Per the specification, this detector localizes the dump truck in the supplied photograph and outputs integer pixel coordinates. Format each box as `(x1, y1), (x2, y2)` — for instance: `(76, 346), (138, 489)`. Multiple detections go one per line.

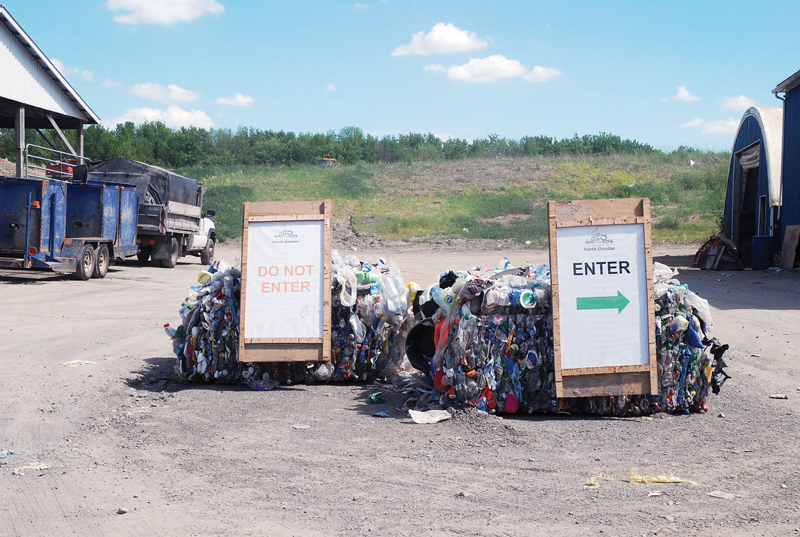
(75, 157), (216, 268)
(0, 174), (138, 279)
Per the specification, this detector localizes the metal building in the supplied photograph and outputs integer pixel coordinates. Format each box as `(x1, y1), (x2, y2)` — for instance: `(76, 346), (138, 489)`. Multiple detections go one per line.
(0, 4), (100, 177)
(723, 106), (783, 266)
(774, 70), (800, 248)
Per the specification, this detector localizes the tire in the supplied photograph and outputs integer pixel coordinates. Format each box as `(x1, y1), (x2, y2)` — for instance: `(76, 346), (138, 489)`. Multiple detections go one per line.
(137, 247), (151, 263)
(74, 244), (94, 281)
(200, 237), (215, 266)
(93, 244), (110, 279)
(161, 237), (179, 268)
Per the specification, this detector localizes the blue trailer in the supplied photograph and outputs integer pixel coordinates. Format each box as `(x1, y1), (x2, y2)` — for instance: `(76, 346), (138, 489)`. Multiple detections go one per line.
(0, 175), (138, 279)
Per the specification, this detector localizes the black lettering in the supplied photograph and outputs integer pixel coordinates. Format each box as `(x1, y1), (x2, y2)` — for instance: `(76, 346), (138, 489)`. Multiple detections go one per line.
(620, 260), (630, 274)
(608, 261), (617, 274)
(573, 262), (582, 276)
(597, 261), (606, 274)
(584, 263), (595, 275)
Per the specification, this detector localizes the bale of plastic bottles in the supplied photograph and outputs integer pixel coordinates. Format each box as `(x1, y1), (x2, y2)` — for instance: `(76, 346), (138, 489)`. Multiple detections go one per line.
(403, 259), (729, 416)
(167, 251), (412, 387)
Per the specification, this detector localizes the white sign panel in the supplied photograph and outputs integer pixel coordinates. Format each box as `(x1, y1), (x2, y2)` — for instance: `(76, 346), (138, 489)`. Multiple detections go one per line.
(244, 220), (325, 339)
(556, 224), (649, 369)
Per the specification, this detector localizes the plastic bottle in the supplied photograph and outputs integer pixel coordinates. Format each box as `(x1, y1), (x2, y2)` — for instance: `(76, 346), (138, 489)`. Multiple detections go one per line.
(164, 324), (177, 338)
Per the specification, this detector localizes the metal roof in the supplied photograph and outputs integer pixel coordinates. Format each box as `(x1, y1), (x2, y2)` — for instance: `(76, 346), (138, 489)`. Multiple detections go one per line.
(730, 107), (783, 207)
(773, 68), (800, 95)
(0, 4), (100, 127)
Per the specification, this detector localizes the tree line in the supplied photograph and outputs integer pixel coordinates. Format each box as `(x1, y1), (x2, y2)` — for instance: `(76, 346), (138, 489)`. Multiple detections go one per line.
(1, 122), (687, 169)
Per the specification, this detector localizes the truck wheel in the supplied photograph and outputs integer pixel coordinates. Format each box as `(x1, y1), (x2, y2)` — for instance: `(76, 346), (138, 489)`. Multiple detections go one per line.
(200, 237), (215, 265)
(161, 237), (179, 268)
(137, 247), (151, 263)
(93, 244), (110, 279)
(74, 244), (94, 281)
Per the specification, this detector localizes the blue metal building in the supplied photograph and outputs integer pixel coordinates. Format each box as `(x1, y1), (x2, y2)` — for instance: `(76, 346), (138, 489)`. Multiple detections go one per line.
(774, 70), (800, 246)
(723, 107), (783, 266)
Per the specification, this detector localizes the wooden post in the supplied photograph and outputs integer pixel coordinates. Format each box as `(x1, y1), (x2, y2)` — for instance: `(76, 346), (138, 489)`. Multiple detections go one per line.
(14, 105), (24, 178)
(76, 121), (84, 164)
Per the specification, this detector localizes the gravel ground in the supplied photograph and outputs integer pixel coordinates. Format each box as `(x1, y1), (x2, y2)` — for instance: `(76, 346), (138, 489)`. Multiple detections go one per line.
(1, 242), (798, 536)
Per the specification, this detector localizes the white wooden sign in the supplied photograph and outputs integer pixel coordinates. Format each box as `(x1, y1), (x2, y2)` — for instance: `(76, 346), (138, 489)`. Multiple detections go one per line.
(548, 199), (657, 398)
(239, 201), (332, 363)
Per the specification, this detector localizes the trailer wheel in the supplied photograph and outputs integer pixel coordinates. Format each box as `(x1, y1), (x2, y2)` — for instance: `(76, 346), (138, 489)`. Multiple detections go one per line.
(137, 247), (151, 263)
(93, 244), (110, 279)
(161, 237), (179, 268)
(200, 237), (215, 265)
(74, 244), (94, 281)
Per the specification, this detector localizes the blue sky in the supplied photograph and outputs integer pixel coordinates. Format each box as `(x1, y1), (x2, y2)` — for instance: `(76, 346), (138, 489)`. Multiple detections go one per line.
(9, 0), (800, 151)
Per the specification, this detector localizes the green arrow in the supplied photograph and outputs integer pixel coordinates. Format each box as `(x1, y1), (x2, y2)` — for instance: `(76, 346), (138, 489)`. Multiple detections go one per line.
(576, 291), (630, 313)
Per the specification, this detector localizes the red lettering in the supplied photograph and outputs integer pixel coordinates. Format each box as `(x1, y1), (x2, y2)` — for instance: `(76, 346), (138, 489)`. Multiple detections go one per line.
(271, 282), (280, 292)
(261, 282), (270, 293)
(268, 266), (279, 277)
(258, 266), (267, 277)
(301, 281), (310, 292)
(295, 265), (305, 276)
(305, 265), (314, 275)
(291, 281), (299, 292)
(284, 265), (293, 276)
(282, 282), (290, 292)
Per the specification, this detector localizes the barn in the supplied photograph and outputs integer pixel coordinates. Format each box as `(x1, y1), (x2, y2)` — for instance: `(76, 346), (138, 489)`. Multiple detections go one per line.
(722, 106), (783, 267)
(0, 5), (99, 177)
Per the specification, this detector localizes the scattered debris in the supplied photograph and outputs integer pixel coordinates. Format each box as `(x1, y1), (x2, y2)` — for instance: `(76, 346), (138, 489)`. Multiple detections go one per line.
(58, 360), (95, 367)
(693, 234), (744, 271)
(770, 394), (789, 399)
(707, 490), (736, 500)
(292, 424), (311, 430)
(117, 507), (129, 515)
(12, 462), (50, 476)
(628, 468), (695, 485)
(373, 410), (390, 418)
(0, 450), (13, 459)
(408, 409), (452, 424)
(648, 491), (665, 497)
(584, 472), (614, 489)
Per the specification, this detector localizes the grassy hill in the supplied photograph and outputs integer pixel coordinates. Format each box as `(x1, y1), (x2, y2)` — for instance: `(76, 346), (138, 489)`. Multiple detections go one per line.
(178, 150), (729, 246)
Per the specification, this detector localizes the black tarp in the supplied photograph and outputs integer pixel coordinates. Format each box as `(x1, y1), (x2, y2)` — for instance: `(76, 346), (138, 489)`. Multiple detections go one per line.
(73, 156), (200, 207)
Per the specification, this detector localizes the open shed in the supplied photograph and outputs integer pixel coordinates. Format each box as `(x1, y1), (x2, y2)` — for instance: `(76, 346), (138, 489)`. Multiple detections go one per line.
(723, 106), (783, 266)
(0, 5), (100, 177)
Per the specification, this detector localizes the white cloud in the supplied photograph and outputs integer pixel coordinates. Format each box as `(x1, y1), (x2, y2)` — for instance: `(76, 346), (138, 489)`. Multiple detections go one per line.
(354, 3), (368, 9)
(323, 84), (337, 91)
(107, 0), (224, 25)
(102, 79), (122, 89)
(51, 58), (78, 77)
(662, 85), (700, 103)
(51, 58), (96, 83)
(423, 64), (446, 72)
(216, 93), (253, 106)
(102, 106), (214, 129)
(131, 82), (199, 104)
(392, 23), (489, 56)
(441, 55), (561, 83)
(522, 65), (562, 82)
(721, 95), (756, 111)
(682, 117), (738, 135)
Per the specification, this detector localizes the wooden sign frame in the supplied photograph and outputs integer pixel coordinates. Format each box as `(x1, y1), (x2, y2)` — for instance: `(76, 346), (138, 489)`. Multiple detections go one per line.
(548, 198), (657, 398)
(238, 201), (332, 363)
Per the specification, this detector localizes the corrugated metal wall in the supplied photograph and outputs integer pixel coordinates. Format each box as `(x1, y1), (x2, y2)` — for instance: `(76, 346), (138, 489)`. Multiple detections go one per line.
(723, 115), (770, 236)
(0, 22), (84, 119)
(781, 88), (800, 240)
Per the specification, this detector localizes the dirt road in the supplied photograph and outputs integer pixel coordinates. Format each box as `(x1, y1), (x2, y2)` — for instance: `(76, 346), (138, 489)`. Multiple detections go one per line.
(1, 243), (798, 536)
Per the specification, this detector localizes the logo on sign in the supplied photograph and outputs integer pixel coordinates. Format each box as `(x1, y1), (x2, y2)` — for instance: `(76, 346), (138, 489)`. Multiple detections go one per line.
(273, 227), (299, 244)
(584, 227), (615, 251)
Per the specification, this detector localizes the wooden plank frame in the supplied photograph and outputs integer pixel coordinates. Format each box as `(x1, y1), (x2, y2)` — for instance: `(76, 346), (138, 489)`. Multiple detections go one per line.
(548, 198), (657, 398)
(238, 201), (332, 363)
